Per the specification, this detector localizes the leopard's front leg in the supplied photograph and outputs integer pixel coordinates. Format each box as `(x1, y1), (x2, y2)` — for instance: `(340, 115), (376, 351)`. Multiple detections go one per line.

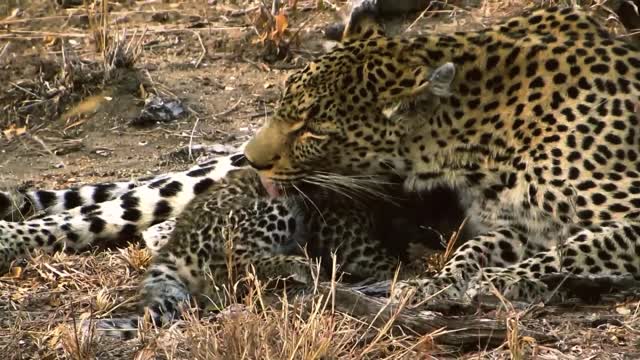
(395, 221), (640, 304)
(394, 227), (534, 302)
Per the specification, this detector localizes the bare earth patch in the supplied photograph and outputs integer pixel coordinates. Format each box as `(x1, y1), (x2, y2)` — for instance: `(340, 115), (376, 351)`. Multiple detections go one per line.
(1, 0), (640, 358)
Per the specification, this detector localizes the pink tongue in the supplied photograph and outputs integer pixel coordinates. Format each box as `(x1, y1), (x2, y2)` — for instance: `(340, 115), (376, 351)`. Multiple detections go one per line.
(260, 175), (281, 198)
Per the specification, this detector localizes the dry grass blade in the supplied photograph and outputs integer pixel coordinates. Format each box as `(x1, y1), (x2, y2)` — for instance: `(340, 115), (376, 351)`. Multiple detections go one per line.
(59, 310), (97, 360)
(118, 245), (152, 272)
(84, 0), (145, 76)
(424, 216), (469, 272)
(103, 28), (146, 73)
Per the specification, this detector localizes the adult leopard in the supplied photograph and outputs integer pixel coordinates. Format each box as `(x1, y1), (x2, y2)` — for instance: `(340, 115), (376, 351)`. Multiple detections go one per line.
(243, 1), (640, 303)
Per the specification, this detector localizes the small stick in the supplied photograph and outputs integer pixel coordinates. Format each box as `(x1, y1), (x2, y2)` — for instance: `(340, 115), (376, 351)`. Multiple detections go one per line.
(242, 55), (270, 72)
(193, 30), (207, 68)
(405, 1), (438, 33)
(320, 0), (340, 12)
(29, 134), (66, 168)
(3, 30), (89, 37)
(188, 117), (201, 162)
(9, 82), (42, 99)
(0, 10), (204, 26)
(227, 6), (260, 17)
(0, 41), (10, 61)
(213, 97), (243, 118)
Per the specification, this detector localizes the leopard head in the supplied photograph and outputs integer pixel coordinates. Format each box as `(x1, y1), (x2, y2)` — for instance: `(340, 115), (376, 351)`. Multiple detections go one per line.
(244, 3), (455, 183)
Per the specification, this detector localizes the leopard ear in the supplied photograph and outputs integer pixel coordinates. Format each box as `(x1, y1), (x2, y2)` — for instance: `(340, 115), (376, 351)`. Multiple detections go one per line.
(376, 62), (456, 101)
(426, 62), (456, 97)
(325, 0), (385, 42)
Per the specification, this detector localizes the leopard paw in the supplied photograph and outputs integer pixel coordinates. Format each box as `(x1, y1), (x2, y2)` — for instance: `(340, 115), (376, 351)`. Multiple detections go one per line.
(464, 271), (550, 301)
(391, 276), (466, 305)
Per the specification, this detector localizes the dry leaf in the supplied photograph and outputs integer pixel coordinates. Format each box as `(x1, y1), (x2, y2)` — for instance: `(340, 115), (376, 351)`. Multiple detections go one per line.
(43, 35), (60, 48)
(615, 305), (631, 315)
(9, 265), (23, 278)
(1, 265), (23, 279)
(3, 124), (26, 140)
(274, 13), (288, 34)
(271, 12), (289, 44)
(7, 7), (24, 19)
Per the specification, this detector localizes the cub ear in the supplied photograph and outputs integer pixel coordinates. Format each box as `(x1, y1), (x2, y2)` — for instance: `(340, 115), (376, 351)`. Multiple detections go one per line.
(324, 0), (385, 42)
(376, 62), (456, 101)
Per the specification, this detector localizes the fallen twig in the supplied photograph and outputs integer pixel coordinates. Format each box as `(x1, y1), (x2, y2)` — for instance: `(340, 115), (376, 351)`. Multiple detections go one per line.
(1, 30), (89, 38)
(0, 41), (11, 61)
(227, 5), (260, 17)
(541, 273), (640, 302)
(188, 117), (200, 161)
(192, 30), (206, 68)
(308, 273), (640, 346)
(213, 97), (243, 119)
(273, 283), (555, 348)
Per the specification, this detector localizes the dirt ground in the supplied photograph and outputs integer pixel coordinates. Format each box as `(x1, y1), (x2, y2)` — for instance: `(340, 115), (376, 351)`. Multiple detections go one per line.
(0, 0), (327, 189)
(2, 0), (640, 359)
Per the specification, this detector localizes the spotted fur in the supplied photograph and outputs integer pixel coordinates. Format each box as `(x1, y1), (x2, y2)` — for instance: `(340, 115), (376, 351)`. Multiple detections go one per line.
(0, 155), (225, 221)
(0, 155), (243, 272)
(243, 1), (640, 303)
(0, 179), (141, 221)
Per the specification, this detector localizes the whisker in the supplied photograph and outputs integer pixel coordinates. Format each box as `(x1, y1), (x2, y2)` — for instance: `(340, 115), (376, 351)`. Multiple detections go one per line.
(281, 183), (290, 198)
(302, 178), (357, 202)
(292, 183), (326, 224)
(310, 181), (369, 203)
(312, 173), (393, 188)
(307, 178), (375, 206)
(313, 172), (398, 185)
(309, 172), (404, 206)
(304, 176), (367, 198)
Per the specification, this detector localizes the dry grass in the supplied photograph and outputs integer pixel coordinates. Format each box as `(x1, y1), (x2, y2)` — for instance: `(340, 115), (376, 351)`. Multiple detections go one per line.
(0, 248), (439, 359)
(4, 246), (640, 359)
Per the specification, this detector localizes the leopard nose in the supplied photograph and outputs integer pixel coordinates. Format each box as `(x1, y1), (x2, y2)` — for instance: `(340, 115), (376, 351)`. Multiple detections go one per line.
(244, 128), (283, 170)
(244, 153), (281, 171)
(246, 158), (274, 171)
